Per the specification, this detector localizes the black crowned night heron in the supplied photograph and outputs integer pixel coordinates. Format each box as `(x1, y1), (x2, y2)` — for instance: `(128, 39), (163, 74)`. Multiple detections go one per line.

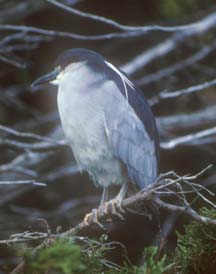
(32, 48), (159, 226)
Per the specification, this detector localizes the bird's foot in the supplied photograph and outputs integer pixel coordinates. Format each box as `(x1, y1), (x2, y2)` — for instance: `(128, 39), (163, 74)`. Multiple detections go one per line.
(105, 198), (125, 220)
(83, 198), (125, 228)
(83, 208), (105, 229)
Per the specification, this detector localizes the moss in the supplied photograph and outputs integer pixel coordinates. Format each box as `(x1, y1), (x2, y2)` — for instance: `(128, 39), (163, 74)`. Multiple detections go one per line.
(175, 207), (216, 274)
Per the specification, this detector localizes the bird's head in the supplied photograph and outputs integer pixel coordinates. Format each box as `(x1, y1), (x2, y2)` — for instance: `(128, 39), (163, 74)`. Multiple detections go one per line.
(31, 48), (105, 91)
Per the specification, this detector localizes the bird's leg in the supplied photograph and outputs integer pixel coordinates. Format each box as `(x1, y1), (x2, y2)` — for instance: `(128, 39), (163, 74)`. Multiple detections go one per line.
(83, 187), (109, 228)
(106, 182), (129, 220)
(100, 187), (109, 207)
(98, 187), (109, 216)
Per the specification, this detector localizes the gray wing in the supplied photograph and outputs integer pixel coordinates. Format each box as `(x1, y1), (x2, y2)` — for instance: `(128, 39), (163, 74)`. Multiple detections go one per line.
(104, 90), (158, 188)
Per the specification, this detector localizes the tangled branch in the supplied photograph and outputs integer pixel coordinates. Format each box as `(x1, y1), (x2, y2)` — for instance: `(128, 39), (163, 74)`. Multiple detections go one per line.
(62, 165), (216, 237)
(1, 165), (215, 273)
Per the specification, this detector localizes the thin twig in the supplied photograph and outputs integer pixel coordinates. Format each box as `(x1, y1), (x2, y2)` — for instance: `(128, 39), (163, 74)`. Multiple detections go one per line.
(0, 138), (66, 151)
(0, 24), (135, 40)
(157, 106), (216, 131)
(161, 126), (216, 149)
(149, 78), (216, 106)
(137, 42), (216, 86)
(0, 124), (66, 145)
(121, 12), (216, 74)
(0, 180), (45, 186)
(46, 0), (213, 33)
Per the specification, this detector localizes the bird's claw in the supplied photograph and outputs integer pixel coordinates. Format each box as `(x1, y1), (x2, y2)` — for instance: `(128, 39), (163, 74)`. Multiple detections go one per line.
(83, 198), (125, 228)
(105, 198), (125, 220)
(83, 208), (105, 229)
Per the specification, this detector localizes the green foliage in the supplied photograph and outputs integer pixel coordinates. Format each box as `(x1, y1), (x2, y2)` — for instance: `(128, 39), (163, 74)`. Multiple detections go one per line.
(175, 207), (216, 274)
(141, 246), (172, 274)
(107, 246), (170, 274)
(78, 235), (107, 274)
(160, 0), (213, 19)
(24, 235), (110, 274)
(116, 246), (171, 274)
(23, 207), (216, 274)
(23, 236), (170, 274)
(161, 0), (197, 19)
(24, 238), (86, 274)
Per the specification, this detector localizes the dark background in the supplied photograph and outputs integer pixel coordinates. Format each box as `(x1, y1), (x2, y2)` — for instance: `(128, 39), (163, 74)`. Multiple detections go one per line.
(0, 0), (216, 272)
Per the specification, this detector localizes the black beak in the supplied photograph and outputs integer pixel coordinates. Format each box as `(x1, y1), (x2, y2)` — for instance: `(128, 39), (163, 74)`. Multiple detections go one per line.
(31, 67), (61, 92)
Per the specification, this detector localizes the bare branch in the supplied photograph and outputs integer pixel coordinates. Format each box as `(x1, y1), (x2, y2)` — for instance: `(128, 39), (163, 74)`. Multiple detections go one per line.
(190, 136), (216, 146)
(0, 231), (49, 245)
(0, 24), (133, 41)
(47, 0), (215, 33)
(0, 180), (45, 186)
(1, 167), (213, 243)
(154, 197), (216, 225)
(121, 12), (216, 74)
(61, 166), (215, 237)
(1, 11), (216, 43)
(0, 3), (215, 272)
(137, 42), (216, 86)
(157, 106), (216, 131)
(0, 31), (27, 46)
(0, 138), (66, 152)
(0, 125), (67, 152)
(43, 163), (80, 182)
(149, 78), (216, 106)
(161, 126), (216, 149)
(0, 30), (49, 67)
(0, 54), (27, 68)
(0, 154), (37, 177)
(3, 167), (215, 274)
(0, 125), (66, 145)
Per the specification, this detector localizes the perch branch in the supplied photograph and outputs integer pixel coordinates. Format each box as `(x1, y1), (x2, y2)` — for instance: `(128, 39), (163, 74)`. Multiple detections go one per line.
(1, 166), (214, 247)
(4, 166), (216, 273)
(61, 165), (216, 236)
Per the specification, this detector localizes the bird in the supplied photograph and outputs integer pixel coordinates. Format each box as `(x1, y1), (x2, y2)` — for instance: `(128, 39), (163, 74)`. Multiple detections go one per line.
(31, 48), (160, 226)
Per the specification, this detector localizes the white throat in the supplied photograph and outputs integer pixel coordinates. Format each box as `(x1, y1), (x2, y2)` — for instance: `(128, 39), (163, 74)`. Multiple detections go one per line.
(51, 61), (87, 85)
